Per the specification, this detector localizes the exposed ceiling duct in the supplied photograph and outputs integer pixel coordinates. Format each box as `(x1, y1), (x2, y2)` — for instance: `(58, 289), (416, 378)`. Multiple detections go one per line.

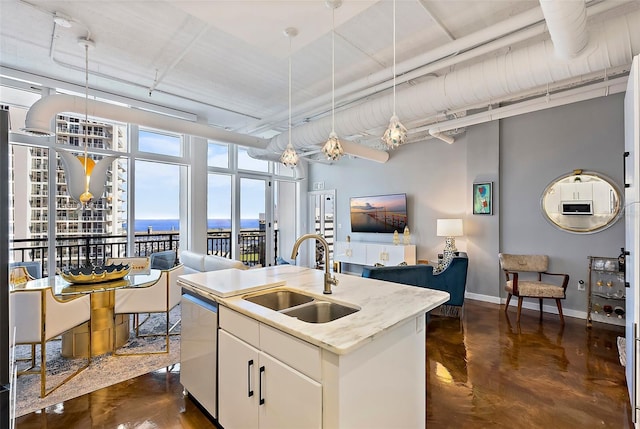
(17, 2), (639, 164)
(23, 94), (269, 150)
(249, 5), (640, 158)
(539, 0), (589, 60)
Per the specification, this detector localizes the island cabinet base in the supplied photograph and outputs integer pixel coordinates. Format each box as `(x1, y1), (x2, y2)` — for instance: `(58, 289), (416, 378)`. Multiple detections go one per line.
(218, 306), (426, 429)
(322, 314), (426, 429)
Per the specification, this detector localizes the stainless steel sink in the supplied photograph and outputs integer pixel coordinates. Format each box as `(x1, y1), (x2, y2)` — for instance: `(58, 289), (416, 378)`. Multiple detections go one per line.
(244, 290), (314, 311)
(282, 301), (359, 323)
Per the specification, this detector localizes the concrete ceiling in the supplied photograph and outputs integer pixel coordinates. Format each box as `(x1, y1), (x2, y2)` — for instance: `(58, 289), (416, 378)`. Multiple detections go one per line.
(1, 0), (639, 161)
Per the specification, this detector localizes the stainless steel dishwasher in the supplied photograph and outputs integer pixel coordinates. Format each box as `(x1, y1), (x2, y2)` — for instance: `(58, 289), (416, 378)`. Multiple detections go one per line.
(180, 290), (218, 419)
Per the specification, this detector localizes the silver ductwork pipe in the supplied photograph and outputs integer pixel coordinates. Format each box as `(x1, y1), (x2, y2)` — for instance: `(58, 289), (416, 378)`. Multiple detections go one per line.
(251, 7), (639, 157)
(539, 0), (589, 60)
(24, 94), (269, 150)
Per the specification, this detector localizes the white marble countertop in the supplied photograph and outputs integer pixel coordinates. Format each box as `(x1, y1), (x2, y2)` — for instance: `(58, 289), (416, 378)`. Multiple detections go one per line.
(178, 268), (286, 297)
(178, 265), (449, 355)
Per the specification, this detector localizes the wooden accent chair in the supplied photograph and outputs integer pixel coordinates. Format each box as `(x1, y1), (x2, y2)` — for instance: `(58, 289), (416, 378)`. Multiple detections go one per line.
(498, 254), (569, 323)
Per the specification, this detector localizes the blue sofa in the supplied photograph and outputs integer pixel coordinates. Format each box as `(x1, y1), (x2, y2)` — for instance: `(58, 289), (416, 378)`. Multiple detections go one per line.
(361, 252), (469, 310)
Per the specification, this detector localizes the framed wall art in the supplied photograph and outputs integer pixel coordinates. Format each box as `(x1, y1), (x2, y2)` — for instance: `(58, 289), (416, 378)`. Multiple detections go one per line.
(473, 182), (493, 215)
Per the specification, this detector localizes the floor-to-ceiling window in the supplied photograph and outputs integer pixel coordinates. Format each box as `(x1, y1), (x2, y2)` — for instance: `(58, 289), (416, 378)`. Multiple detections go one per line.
(207, 142), (299, 267)
(3, 77), (301, 274)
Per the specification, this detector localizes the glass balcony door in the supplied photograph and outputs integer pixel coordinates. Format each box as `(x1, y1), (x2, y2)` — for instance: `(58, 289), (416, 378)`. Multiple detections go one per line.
(238, 176), (271, 267)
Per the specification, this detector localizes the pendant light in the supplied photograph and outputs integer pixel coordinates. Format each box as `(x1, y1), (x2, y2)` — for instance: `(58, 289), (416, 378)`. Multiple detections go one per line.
(382, 0), (407, 149)
(321, 0), (344, 161)
(58, 37), (117, 209)
(280, 27), (299, 168)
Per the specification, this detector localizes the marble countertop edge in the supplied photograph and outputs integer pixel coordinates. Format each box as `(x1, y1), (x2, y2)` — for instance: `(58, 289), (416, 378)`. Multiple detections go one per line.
(180, 266), (450, 355)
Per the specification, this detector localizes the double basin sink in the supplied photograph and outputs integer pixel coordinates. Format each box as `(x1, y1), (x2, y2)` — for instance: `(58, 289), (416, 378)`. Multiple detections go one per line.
(243, 289), (359, 324)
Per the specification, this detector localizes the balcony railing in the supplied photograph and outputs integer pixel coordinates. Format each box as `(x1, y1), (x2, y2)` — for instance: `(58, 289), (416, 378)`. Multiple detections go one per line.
(10, 229), (279, 277)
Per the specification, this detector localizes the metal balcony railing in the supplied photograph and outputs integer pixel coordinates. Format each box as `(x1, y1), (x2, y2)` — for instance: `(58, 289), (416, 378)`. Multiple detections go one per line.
(10, 229), (279, 277)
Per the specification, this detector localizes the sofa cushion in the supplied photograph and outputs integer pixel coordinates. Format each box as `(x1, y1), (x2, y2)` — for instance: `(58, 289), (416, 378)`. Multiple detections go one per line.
(204, 254), (247, 271)
(180, 250), (205, 273)
(180, 250), (248, 273)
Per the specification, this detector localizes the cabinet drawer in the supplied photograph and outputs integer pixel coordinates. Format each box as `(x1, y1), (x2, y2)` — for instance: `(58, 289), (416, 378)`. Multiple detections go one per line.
(260, 323), (321, 381)
(219, 306), (259, 348)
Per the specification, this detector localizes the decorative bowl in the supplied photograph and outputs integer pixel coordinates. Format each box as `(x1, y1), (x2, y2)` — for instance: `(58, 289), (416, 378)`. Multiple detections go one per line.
(58, 263), (131, 284)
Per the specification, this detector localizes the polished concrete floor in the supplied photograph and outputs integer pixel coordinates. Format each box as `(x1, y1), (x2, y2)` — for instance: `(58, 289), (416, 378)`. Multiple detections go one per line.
(16, 299), (632, 428)
(427, 300), (632, 428)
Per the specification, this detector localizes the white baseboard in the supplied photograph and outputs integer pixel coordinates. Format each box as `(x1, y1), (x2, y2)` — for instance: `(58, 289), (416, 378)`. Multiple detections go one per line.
(464, 292), (587, 320)
(465, 292), (501, 304)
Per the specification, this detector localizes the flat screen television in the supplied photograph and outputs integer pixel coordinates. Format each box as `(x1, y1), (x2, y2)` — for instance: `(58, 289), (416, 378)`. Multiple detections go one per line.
(349, 193), (408, 233)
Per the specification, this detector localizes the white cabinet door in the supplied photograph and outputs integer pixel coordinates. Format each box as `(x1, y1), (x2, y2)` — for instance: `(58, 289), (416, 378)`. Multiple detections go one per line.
(259, 351), (322, 429)
(560, 182), (593, 200)
(219, 329), (322, 429)
(218, 330), (259, 429)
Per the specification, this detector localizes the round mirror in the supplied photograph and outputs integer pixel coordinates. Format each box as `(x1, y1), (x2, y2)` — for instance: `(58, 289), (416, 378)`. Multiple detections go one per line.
(540, 170), (623, 234)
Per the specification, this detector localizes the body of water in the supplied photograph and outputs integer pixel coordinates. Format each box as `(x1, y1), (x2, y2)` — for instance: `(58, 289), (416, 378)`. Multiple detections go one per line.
(126, 219), (260, 232)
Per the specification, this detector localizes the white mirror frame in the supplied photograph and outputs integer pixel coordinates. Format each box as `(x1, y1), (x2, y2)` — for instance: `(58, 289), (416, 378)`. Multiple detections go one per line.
(540, 170), (624, 234)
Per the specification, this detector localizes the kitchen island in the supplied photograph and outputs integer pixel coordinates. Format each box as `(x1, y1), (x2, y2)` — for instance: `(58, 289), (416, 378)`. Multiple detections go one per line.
(178, 265), (449, 429)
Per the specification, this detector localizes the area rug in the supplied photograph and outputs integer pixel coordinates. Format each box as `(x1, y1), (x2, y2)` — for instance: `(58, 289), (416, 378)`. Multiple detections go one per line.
(12, 306), (181, 417)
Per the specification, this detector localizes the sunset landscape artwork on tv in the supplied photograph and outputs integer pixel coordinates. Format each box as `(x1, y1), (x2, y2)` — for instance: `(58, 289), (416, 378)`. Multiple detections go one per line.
(350, 193), (408, 233)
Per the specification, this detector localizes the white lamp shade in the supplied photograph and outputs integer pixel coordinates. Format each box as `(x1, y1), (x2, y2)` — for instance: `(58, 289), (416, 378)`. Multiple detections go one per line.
(437, 219), (463, 237)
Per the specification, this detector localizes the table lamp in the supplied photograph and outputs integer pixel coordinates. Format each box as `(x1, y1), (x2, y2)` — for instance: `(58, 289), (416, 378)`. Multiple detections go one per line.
(437, 219), (463, 269)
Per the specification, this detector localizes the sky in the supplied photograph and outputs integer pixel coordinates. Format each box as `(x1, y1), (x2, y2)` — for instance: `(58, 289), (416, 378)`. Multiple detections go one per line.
(134, 131), (266, 220)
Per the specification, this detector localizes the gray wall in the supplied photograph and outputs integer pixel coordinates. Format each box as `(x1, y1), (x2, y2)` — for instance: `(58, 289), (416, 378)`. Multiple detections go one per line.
(309, 131), (468, 266)
(308, 93), (626, 317)
(500, 93), (625, 316)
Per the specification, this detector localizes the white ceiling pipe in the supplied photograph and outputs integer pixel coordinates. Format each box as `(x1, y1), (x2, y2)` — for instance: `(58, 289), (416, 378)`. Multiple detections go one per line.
(429, 130), (455, 145)
(539, 0), (589, 60)
(24, 94), (269, 149)
(427, 76), (628, 134)
(261, 8), (640, 154)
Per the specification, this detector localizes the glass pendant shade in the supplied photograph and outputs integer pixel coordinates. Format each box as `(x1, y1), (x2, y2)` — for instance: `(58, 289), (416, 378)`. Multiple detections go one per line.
(322, 131), (343, 161)
(382, 114), (408, 148)
(280, 27), (299, 168)
(323, 1), (343, 162)
(382, 0), (407, 150)
(280, 143), (299, 167)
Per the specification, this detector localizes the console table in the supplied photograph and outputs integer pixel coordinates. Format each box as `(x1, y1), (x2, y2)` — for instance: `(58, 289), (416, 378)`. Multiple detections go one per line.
(334, 241), (416, 271)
